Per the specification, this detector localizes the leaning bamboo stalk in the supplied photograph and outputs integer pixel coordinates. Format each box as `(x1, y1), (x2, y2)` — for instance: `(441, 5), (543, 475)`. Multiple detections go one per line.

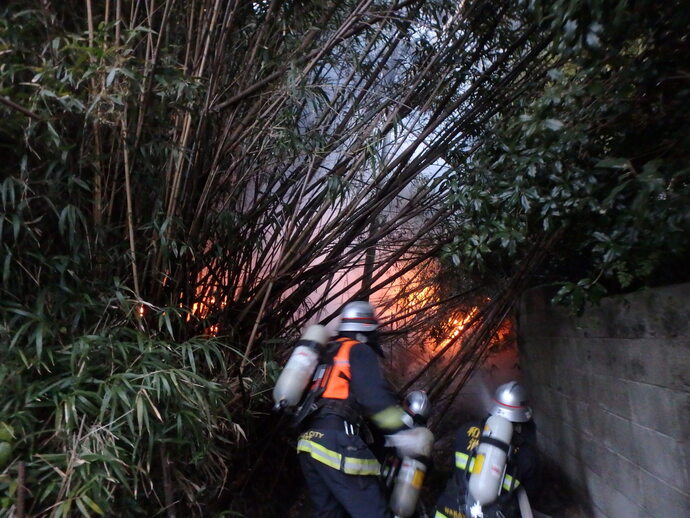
(0, 96), (41, 120)
(212, 0), (415, 112)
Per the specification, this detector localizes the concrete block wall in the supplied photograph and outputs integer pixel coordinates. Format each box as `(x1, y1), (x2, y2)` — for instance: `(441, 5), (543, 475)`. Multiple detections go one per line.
(518, 283), (690, 518)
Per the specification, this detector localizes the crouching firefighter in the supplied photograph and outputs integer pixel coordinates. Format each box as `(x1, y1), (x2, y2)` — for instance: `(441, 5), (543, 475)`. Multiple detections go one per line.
(434, 382), (541, 518)
(290, 301), (433, 518)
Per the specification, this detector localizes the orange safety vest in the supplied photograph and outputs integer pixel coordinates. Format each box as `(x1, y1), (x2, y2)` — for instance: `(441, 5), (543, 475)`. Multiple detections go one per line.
(320, 337), (357, 400)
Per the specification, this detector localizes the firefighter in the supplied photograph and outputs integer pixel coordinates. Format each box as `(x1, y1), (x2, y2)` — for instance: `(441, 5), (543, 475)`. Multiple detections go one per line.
(380, 389), (434, 517)
(403, 390), (431, 427)
(296, 301), (429, 518)
(434, 381), (541, 518)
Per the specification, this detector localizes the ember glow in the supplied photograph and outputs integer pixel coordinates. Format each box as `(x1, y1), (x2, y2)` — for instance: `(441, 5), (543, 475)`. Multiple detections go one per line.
(436, 307), (478, 350)
(383, 274), (481, 355)
(186, 280), (226, 336)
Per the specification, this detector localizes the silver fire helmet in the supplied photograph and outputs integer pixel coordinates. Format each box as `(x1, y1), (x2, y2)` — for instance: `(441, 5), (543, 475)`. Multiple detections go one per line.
(489, 381), (532, 423)
(403, 390), (431, 422)
(337, 301), (379, 333)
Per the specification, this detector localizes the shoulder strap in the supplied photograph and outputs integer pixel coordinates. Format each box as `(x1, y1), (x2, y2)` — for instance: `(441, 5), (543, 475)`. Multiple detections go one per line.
(321, 338), (357, 399)
(289, 339), (346, 428)
(291, 338), (364, 427)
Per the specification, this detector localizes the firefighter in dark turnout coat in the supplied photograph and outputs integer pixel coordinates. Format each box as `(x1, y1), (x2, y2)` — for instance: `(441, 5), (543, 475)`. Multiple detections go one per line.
(296, 301), (414, 518)
(434, 382), (540, 518)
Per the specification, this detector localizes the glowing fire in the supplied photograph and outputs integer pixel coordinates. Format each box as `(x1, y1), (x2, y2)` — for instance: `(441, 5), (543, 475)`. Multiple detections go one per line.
(437, 307), (479, 349)
(386, 278), (481, 353)
(405, 286), (435, 307)
(185, 284), (225, 336)
(189, 296), (217, 320)
(206, 324), (219, 336)
(189, 296), (221, 336)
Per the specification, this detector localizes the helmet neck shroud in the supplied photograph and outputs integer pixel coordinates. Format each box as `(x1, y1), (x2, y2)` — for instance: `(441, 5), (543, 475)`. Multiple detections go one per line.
(338, 330), (384, 357)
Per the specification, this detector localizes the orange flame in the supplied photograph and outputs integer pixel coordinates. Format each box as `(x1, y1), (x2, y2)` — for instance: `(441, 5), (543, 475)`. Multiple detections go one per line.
(183, 269), (226, 336)
(437, 307), (478, 349)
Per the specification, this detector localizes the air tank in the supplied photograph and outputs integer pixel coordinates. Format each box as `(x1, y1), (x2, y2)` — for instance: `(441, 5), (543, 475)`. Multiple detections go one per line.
(272, 325), (329, 410)
(389, 457), (428, 518)
(389, 427), (434, 518)
(467, 414), (513, 506)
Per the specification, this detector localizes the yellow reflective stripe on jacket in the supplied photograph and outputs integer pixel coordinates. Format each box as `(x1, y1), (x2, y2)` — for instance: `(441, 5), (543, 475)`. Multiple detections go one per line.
(297, 439), (381, 475)
(502, 473), (520, 491)
(456, 451), (472, 471)
(342, 456), (380, 475)
(371, 405), (407, 431)
(435, 510), (466, 518)
(455, 451), (521, 492)
(297, 439), (341, 470)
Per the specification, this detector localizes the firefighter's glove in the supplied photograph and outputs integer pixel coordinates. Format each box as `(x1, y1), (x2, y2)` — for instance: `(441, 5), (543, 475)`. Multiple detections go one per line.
(385, 426), (433, 458)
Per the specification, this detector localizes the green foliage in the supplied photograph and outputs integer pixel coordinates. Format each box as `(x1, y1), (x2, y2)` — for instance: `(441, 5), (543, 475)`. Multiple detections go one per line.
(0, 322), (238, 516)
(444, 0), (690, 310)
(0, 5), (243, 513)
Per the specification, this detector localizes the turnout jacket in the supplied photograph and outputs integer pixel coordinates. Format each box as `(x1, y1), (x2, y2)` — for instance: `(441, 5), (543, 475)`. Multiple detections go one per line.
(435, 419), (540, 518)
(296, 336), (408, 476)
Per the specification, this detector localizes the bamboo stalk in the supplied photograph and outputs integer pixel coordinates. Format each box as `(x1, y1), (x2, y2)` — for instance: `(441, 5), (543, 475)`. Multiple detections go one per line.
(121, 115), (141, 298)
(16, 462), (25, 518)
(160, 445), (176, 518)
(115, 0), (122, 44)
(134, 0), (175, 147)
(85, 0), (95, 47)
(0, 96), (41, 120)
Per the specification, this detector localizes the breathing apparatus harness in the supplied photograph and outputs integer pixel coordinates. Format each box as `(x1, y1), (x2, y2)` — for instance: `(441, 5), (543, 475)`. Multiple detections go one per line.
(457, 417), (524, 518)
(290, 337), (363, 432)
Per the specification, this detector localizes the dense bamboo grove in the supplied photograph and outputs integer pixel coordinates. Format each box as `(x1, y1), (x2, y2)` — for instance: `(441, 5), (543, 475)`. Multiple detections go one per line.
(1, 0), (688, 515)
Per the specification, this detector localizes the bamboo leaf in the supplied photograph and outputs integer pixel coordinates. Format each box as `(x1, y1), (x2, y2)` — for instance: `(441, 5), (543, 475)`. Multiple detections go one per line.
(544, 118), (564, 130)
(106, 67), (118, 87)
(75, 497), (91, 518)
(81, 495), (105, 516)
(136, 394), (145, 434)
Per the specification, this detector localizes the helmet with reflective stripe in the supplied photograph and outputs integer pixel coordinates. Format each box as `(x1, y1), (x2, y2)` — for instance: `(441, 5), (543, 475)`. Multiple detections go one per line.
(338, 301), (379, 333)
(489, 381), (532, 422)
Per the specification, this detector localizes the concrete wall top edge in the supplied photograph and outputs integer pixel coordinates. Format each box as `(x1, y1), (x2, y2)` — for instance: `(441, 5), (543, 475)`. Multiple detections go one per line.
(520, 283), (690, 340)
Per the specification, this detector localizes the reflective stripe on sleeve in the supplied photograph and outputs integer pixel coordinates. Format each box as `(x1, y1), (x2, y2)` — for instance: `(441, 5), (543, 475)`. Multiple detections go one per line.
(297, 439), (381, 476)
(434, 511), (449, 518)
(342, 456), (381, 476)
(370, 405), (407, 430)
